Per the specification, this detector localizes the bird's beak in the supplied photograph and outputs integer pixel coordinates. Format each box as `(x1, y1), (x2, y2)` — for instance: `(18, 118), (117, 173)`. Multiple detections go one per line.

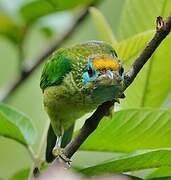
(106, 70), (114, 80)
(95, 70), (114, 86)
(95, 70), (123, 87)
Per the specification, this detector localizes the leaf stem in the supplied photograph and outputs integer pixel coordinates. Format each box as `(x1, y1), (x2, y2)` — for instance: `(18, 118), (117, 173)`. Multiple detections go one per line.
(28, 121), (49, 179)
(27, 145), (36, 161)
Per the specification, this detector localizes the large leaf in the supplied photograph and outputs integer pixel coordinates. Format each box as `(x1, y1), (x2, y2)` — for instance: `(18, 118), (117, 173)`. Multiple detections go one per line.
(0, 103), (36, 145)
(115, 0), (171, 109)
(80, 149), (171, 177)
(115, 30), (154, 65)
(117, 0), (171, 40)
(20, 0), (95, 24)
(113, 0), (171, 108)
(121, 34), (171, 109)
(89, 7), (116, 44)
(80, 109), (171, 152)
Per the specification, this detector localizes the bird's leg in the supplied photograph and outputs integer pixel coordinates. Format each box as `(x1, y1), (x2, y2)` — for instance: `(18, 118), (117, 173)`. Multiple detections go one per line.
(52, 136), (71, 163)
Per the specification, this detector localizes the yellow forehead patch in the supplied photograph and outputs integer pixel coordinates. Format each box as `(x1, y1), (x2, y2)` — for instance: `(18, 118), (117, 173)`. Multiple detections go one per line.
(92, 58), (119, 71)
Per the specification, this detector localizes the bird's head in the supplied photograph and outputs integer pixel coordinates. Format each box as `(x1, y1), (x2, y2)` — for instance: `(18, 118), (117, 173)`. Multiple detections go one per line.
(80, 54), (124, 103)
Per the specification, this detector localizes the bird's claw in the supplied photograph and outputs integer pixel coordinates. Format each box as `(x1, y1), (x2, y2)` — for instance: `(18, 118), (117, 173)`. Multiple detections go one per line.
(52, 147), (71, 164)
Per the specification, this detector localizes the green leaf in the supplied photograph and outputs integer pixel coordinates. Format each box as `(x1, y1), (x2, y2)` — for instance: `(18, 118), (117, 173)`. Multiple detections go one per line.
(121, 35), (171, 109)
(117, 0), (171, 39)
(0, 103), (36, 146)
(10, 168), (29, 180)
(80, 149), (171, 177)
(112, 0), (171, 109)
(147, 166), (171, 179)
(0, 14), (21, 44)
(80, 109), (171, 153)
(20, 0), (95, 24)
(115, 30), (154, 64)
(89, 7), (116, 44)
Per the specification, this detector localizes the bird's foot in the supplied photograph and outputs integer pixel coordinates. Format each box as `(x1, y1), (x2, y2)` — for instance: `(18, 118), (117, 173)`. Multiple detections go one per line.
(52, 147), (71, 164)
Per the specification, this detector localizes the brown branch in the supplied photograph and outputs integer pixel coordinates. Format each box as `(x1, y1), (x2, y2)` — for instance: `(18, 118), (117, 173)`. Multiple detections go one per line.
(61, 15), (171, 160)
(0, 8), (90, 102)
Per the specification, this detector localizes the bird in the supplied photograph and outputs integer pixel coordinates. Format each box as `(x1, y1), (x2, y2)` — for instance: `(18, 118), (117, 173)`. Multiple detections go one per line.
(40, 40), (124, 163)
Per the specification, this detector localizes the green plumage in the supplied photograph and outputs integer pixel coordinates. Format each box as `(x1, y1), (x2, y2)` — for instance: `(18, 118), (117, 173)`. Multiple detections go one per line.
(40, 49), (72, 91)
(40, 41), (123, 162)
(40, 41), (117, 91)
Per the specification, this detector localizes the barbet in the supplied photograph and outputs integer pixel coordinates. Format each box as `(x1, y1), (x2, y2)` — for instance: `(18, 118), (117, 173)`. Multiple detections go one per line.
(40, 41), (124, 163)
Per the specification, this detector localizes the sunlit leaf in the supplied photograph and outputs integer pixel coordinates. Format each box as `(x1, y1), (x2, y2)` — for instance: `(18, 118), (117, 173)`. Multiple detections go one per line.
(117, 0), (171, 39)
(20, 0), (95, 24)
(89, 7), (116, 44)
(111, 0), (171, 109)
(80, 149), (171, 176)
(121, 35), (171, 108)
(81, 109), (171, 152)
(0, 103), (36, 146)
(115, 30), (154, 64)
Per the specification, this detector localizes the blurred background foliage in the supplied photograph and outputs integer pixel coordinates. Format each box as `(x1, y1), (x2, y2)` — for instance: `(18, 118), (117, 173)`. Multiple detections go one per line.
(0, 0), (171, 179)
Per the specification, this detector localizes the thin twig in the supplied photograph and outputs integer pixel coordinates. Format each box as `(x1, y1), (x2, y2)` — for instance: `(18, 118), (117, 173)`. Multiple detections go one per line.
(61, 15), (171, 160)
(0, 8), (90, 102)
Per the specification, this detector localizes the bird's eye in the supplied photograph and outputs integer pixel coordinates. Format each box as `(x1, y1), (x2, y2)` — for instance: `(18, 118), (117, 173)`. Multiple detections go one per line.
(119, 66), (124, 76)
(88, 68), (94, 77)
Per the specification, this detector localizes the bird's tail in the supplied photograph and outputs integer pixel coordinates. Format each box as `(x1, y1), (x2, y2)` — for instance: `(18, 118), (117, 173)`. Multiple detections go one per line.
(45, 124), (74, 163)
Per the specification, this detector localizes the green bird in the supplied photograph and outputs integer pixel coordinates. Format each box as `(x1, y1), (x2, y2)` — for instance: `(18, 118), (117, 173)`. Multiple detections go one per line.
(40, 40), (124, 163)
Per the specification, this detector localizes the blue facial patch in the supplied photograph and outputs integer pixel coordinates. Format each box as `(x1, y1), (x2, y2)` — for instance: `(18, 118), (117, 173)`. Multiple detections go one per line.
(82, 59), (98, 84)
(82, 72), (97, 84)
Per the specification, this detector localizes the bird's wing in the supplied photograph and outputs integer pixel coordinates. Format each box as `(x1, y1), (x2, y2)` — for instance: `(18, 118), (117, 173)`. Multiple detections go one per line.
(40, 49), (74, 162)
(40, 49), (72, 91)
